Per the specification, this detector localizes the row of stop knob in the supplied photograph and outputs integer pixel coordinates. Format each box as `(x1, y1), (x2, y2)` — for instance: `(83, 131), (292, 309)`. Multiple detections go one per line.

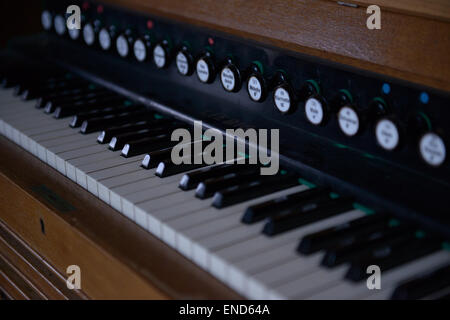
(42, 11), (447, 168)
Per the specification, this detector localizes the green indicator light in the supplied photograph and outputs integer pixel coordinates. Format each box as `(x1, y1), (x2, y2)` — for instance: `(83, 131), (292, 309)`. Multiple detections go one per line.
(252, 60), (264, 75)
(165, 37), (173, 48)
(307, 80), (321, 95)
(182, 41), (192, 49)
(442, 242), (450, 251)
(154, 114), (164, 120)
(123, 100), (133, 107)
(201, 134), (212, 141)
(373, 97), (387, 107)
(298, 178), (316, 188)
(417, 111), (432, 131)
(339, 89), (353, 104)
(334, 143), (347, 149)
(280, 170), (287, 175)
(276, 69), (287, 77)
(363, 153), (376, 159)
(88, 84), (96, 90)
(353, 203), (375, 215)
(330, 192), (340, 199)
(415, 230), (426, 239)
(205, 46), (214, 54)
(237, 151), (250, 159)
(388, 219), (400, 227)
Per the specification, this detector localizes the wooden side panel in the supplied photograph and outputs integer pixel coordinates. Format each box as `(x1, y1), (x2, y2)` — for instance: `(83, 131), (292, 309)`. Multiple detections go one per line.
(0, 172), (167, 299)
(0, 220), (88, 300)
(102, 0), (450, 92)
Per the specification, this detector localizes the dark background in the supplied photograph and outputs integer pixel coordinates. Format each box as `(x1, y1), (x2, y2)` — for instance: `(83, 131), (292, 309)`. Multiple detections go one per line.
(0, 1), (41, 48)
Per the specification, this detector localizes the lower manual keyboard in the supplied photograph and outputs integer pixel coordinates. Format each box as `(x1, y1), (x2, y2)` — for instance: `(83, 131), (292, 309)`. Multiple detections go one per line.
(1, 64), (449, 300)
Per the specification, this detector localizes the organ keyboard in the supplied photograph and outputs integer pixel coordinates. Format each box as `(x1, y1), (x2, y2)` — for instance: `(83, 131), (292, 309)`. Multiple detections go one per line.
(0, 0), (449, 300)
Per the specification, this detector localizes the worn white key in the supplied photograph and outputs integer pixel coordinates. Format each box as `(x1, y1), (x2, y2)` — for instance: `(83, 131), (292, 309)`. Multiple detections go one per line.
(87, 159), (142, 196)
(94, 165), (147, 202)
(73, 153), (138, 189)
(145, 194), (212, 237)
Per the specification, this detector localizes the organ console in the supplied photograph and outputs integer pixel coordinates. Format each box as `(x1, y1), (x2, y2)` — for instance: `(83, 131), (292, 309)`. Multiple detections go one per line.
(0, 0), (449, 300)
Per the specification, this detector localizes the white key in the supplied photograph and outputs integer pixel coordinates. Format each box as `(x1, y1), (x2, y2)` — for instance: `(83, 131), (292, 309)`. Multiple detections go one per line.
(87, 159), (142, 196)
(75, 154), (140, 189)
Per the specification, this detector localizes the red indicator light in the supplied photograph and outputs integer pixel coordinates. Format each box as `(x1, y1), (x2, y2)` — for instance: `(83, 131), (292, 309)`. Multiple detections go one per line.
(208, 37), (214, 46)
(82, 1), (90, 10)
(147, 20), (154, 29)
(97, 5), (104, 14)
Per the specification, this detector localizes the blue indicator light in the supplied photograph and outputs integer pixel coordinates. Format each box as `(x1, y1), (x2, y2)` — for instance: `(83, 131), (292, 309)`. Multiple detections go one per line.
(382, 83), (391, 95)
(420, 92), (430, 104)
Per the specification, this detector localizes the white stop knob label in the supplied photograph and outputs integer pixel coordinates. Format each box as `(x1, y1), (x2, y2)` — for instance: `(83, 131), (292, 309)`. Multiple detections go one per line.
(196, 59), (210, 83)
(338, 106), (360, 136)
(305, 98), (324, 125)
(274, 87), (291, 113)
(248, 76), (262, 101)
(83, 23), (95, 46)
(221, 67), (236, 92)
(116, 35), (129, 57)
(133, 39), (147, 62)
(41, 11), (52, 31)
(153, 44), (166, 68)
(419, 133), (446, 167)
(376, 119), (399, 151)
(176, 52), (189, 75)
(69, 28), (80, 40)
(54, 15), (66, 36)
(99, 29), (111, 50)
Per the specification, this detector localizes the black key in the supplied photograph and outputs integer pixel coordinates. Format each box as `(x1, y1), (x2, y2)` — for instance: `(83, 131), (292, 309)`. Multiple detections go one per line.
(391, 265), (450, 300)
(45, 90), (116, 114)
(242, 187), (331, 224)
(97, 121), (153, 144)
(80, 110), (152, 134)
(321, 224), (413, 268)
(180, 164), (259, 191)
(51, 94), (123, 117)
(122, 135), (175, 158)
(212, 173), (299, 208)
(262, 196), (353, 236)
(21, 79), (88, 100)
(142, 147), (174, 169)
(346, 237), (441, 282)
(109, 123), (174, 151)
(297, 213), (389, 254)
(19, 77), (87, 100)
(156, 161), (210, 178)
(196, 168), (262, 199)
(142, 138), (203, 170)
(36, 85), (105, 109)
(13, 74), (68, 97)
(70, 105), (144, 128)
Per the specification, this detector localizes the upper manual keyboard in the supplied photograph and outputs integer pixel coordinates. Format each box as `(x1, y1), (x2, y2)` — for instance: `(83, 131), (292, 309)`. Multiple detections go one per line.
(1, 58), (449, 300)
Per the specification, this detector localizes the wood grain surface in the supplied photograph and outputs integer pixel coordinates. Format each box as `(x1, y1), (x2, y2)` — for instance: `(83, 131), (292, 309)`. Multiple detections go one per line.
(101, 0), (450, 92)
(351, 0), (450, 21)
